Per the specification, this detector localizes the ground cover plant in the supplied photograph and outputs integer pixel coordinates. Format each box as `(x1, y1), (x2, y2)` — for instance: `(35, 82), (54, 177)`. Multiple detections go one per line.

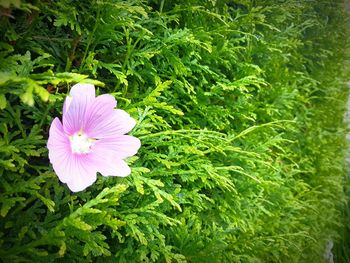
(0, 0), (349, 262)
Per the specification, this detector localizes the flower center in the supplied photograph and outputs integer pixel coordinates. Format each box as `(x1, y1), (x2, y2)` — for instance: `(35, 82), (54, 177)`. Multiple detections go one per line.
(69, 131), (95, 154)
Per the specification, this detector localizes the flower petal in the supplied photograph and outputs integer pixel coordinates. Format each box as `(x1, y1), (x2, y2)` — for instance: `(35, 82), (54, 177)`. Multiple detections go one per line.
(87, 109), (137, 139)
(65, 155), (97, 192)
(92, 135), (141, 159)
(101, 159), (130, 177)
(47, 117), (72, 183)
(97, 158), (131, 177)
(63, 83), (95, 135)
(89, 142), (134, 177)
(47, 118), (97, 191)
(84, 94), (117, 135)
(63, 96), (72, 114)
(69, 83), (95, 99)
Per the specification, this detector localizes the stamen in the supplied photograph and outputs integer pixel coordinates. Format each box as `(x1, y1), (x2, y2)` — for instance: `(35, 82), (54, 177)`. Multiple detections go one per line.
(69, 131), (95, 154)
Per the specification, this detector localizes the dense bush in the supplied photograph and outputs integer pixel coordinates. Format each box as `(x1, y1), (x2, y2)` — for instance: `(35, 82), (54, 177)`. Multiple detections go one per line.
(0, 0), (349, 262)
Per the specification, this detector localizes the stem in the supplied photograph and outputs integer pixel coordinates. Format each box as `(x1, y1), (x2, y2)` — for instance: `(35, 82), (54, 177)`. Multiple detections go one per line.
(121, 27), (132, 96)
(79, 8), (101, 72)
(38, 102), (52, 129)
(139, 129), (225, 140)
(160, 0), (165, 13)
(65, 35), (81, 72)
(11, 196), (36, 216)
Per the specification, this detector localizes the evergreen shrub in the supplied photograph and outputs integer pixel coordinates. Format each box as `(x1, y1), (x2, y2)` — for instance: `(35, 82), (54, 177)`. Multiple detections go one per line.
(0, 0), (349, 262)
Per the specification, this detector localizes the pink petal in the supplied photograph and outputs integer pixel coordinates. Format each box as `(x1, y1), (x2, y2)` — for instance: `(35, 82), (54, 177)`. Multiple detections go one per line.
(51, 150), (97, 191)
(62, 84), (95, 135)
(65, 155), (97, 192)
(47, 117), (72, 183)
(92, 135), (141, 159)
(63, 96), (72, 114)
(47, 118), (97, 191)
(69, 83), (95, 99)
(87, 109), (137, 139)
(96, 157), (131, 177)
(101, 159), (130, 177)
(84, 94), (117, 135)
(89, 140), (136, 177)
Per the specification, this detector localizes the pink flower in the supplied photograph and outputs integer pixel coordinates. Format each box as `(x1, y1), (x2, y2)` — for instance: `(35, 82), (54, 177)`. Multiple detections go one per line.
(47, 83), (141, 192)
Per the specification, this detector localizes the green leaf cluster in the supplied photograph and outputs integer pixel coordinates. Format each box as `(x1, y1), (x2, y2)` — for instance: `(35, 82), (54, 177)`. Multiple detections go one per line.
(0, 0), (349, 262)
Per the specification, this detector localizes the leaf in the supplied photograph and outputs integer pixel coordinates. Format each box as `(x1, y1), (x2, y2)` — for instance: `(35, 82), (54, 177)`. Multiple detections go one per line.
(143, 80), (173, 104)
(0, 94), (6, 109)
(82, 232), (111, 257)
(66, 217), (93, 231)
(20, 85), (34, 106)
(32, 191), (55, 212)
(0, 0), (20, 8)
(34, 85), (49, 102)
(0, 197), (26, 217)
(58, 241), (66, 257)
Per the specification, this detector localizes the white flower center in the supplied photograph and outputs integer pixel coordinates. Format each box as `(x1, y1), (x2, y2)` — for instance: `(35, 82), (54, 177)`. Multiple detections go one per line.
(69, 131), (95, 154)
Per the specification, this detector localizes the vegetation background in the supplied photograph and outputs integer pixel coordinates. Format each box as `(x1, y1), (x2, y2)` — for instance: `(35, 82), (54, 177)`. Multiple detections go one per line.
(0, 0), (349, 262)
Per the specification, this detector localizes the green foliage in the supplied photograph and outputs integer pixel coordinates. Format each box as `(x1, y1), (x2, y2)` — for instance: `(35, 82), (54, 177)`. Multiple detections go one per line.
(0, 0), (349, 262)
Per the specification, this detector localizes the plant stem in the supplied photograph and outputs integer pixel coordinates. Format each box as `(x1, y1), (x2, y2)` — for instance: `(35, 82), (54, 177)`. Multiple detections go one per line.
(79, 8), (101, 72)
(160, 0), (165, 13)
